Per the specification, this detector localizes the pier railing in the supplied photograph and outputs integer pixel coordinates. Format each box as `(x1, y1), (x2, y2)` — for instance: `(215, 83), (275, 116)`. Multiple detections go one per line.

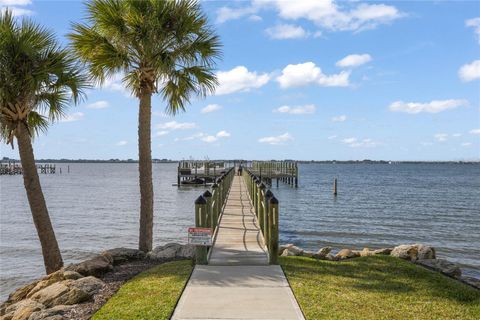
(248, 160), (298, 187)
(242, 168), (279, 264)
(194, 167), (235, 264)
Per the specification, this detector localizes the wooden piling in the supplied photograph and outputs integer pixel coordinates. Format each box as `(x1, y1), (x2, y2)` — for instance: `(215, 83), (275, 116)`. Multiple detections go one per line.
(333, 178), (337, 196)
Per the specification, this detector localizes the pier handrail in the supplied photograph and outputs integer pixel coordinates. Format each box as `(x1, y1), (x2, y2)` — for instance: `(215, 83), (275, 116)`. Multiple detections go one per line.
(248, 160), (298, 187)
(194, 167), (235, 264)
(242, 168), (279, 264)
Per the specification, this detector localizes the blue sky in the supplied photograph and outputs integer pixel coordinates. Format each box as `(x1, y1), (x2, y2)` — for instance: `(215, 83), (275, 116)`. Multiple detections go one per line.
(1, 0), (479, 161)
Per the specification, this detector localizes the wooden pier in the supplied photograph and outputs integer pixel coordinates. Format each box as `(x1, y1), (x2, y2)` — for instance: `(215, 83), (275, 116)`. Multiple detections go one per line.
(173, 166), (304, 319)
(177, 160), (298, 187)
(0, 162), (59, 175)
(248, 160), (299, 187)
(176, 160), (235, 186)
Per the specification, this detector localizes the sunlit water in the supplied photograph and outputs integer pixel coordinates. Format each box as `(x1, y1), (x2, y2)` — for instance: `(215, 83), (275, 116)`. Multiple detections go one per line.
(1, 163), (479, 300)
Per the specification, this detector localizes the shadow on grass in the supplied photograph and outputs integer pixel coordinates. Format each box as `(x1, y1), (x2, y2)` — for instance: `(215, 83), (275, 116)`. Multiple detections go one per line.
(280, 255), (480, 305)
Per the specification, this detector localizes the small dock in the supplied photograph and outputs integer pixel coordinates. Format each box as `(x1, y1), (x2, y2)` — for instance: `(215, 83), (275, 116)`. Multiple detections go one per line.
(176, 160), (234, 186)
(176, 160), (298, 187)
(0, 162), (60, 175)
(249, 160), (299, 187)
(172, 172), (304, 319)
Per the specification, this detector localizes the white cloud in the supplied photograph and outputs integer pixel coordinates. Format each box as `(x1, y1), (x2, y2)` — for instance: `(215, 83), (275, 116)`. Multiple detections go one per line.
(60, 112), (84, 123)
(458, 60), (480, 82)
(249, 15), (262, 22)
(276, 62), (349, 88)
(155, 131), (169, 137)
(328, 135), (337, 140)
(217, 1), (403, 34)
(258, 132), (293, 145)
(216, 130), (231, 138)
(86, 100), (109, 109)
(277, 1), (402, 31)
(201, 104), (222, 114)
(466, 17), (480, 43)
(157, 121), (196, 130)
(434, 133), (448, 142)
(452, 133), (462, 137)
(97, 73), (133, 97)
(216, 66), (270, 95)
(201, 130), (231, 143)
(388, 99), (468, 114)
(216, 5), (257, 24)
(342, 137), (380, 147)
(0, 0), (33, 16)
(274, 104), (316, 114)
(342, 137), (357, 144)
(178, 131), (230, 143)
(461, 142), (472, 147)
(336, 54), (372, 68)
(265, 24), (309, 39)
(116, 140), (127, 146)
(201, 135), (218, 143)
(176, 132), (205, 141)
(332, 115), (347, 122)
(470, 128), (480, 135)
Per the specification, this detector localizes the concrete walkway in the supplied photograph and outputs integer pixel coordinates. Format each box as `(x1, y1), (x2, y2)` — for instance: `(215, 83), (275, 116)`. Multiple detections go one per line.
(172, 176), (304, 320)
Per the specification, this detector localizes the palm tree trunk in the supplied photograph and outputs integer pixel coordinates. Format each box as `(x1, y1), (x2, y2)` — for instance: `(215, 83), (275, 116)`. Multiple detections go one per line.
(16, 122), (63, 274)
(138, 92), (154, 252)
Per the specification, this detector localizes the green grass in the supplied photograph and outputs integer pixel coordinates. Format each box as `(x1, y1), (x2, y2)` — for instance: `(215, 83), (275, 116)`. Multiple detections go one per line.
(280, 255), (480, 320)
(92, 260), (193, 320)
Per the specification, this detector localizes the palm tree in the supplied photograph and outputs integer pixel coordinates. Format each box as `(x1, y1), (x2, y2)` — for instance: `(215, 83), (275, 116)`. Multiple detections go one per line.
(0, 11), (88, 273)
(69, 0), (221, 252)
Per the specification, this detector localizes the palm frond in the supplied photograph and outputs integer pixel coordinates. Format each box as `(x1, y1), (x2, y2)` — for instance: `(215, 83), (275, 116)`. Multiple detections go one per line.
(0, 9), (89, 144)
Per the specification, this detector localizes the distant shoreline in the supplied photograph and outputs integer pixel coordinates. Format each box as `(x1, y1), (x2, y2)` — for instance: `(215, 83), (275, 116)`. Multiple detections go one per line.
(1, 158), (479, 164)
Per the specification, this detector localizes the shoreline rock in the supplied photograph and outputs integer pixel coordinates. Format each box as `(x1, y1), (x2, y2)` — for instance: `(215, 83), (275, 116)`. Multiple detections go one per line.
(277, 243), (478, 290)
(1, 244), (194, 320)
(391, 244), (435, 261)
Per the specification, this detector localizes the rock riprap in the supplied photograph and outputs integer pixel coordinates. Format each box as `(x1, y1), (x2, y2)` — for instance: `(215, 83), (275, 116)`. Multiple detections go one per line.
(147, 243), (195, 260)
(1, 244), (196, 320)
(0, 270), (104, 320)
(390, 244), (436, 261)
(416, 259), (462, 278)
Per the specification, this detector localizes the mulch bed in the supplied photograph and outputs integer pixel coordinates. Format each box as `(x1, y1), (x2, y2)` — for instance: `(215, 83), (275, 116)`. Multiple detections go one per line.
(64, 259), (164, 319)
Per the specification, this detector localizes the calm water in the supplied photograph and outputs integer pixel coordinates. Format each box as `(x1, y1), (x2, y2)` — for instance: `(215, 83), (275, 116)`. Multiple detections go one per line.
(1, 163), (479, 300)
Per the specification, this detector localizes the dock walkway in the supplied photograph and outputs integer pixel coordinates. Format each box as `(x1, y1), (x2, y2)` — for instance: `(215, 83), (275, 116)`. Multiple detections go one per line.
(172, 175), (304, 320)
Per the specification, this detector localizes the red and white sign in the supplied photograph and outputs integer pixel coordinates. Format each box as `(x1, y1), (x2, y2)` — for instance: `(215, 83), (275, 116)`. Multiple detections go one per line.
(188, 227), (212, 246)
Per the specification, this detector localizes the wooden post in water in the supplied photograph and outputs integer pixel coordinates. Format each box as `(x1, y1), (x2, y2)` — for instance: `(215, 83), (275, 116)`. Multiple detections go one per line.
(195, 195), (208, 265)
(295, 163), (298, 187)
(268, 196), (279, 264)
(333, 178), (337, 196)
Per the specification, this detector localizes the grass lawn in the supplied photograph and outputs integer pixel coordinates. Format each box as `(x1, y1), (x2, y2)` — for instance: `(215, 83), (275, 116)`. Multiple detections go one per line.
(92, 260), (193, 320)
(280, 255), (480, 320)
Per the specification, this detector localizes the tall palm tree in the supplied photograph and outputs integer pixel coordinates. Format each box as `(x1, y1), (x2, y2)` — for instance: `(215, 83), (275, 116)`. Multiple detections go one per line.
(0, 11), (88, 273)
(69, 0), (221, 252)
